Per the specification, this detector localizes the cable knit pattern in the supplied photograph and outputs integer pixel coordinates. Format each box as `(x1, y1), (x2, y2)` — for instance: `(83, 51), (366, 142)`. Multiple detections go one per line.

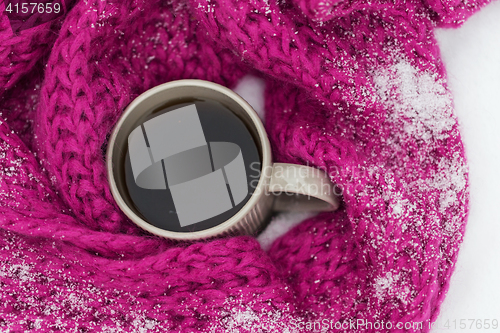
(0, 0), (493, 331)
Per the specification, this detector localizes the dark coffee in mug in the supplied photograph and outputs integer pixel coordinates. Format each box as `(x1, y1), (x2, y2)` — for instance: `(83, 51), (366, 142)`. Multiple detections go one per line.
(124, 99), (261, 232)
(108, 80), (339, 240)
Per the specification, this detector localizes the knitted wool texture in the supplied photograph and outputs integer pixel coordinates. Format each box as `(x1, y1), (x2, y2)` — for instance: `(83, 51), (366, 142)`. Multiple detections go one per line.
(0, 0), (492, 331)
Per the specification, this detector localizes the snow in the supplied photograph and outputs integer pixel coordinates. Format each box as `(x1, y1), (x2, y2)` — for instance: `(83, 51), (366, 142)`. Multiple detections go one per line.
(234, 0), (500, 326)
(372, 57), (455, 141)
(211, 298), (296, 333)
(374, 271), (410, 305)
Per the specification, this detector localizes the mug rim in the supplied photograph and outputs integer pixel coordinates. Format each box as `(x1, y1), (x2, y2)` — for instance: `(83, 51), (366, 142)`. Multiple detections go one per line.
(106, 79), (273, 240)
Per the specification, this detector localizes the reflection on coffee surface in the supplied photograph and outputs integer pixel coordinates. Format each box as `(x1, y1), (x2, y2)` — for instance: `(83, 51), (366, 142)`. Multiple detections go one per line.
(124, 99), (261, 232)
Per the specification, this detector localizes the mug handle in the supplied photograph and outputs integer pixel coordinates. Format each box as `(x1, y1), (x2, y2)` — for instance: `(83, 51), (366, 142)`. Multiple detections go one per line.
(268, 163), (340, 212)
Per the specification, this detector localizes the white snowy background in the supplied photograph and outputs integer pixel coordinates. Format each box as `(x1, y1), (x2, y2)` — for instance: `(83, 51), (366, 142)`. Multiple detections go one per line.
(233, 1), (500, 330)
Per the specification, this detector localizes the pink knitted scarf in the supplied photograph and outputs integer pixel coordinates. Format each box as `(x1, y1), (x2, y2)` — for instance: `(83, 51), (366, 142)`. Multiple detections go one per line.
(0, 0), (492, 331)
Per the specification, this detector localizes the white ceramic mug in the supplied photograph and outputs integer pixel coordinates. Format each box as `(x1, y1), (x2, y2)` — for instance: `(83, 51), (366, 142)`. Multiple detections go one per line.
(107, 80), (340, 240)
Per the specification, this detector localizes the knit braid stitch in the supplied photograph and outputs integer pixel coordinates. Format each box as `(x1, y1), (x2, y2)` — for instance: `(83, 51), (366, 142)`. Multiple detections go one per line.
(0, 0), (494, 331)
(265, 77), (468, 326)
(0, 0), (75, 148)
(1, 103), (295, 331)
(0, 69), (41, 149)
(188, 0), (474, 325)
(33, 0), (247, 234)
(0, 0), (73, 96)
